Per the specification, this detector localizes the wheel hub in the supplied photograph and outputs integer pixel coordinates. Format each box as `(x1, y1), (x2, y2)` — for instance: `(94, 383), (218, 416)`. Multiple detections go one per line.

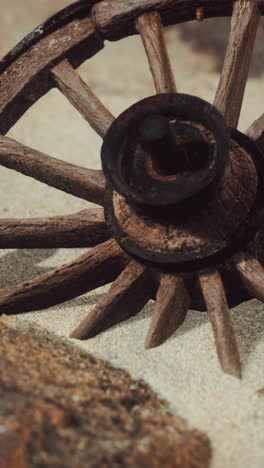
(102, 93), (261, 272)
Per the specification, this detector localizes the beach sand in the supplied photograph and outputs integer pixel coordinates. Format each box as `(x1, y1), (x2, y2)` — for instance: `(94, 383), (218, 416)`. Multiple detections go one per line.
(0, 2), (264, 467)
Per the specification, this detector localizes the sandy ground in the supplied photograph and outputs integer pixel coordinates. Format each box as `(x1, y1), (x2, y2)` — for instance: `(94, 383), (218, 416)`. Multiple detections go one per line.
(0, 1), (264, 467)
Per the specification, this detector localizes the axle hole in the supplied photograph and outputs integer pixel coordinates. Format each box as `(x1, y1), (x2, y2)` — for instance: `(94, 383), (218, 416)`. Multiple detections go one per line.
(151, 129), (211, 178)
(139, 115), (212, 181)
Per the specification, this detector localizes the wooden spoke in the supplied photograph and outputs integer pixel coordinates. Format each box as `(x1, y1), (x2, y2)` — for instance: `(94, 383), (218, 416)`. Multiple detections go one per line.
(71, 260), (154, 340)
(0, 239), (129, 316)
(135, 12), (176, 94)
(246, 113), (264, 154)
(0, 208), (109, 249)
(234, 253), (264, 302)
(0, 15), (103, 135)
(145, 274), (190, 349)
(199, 270), (242, 378)
(214, 0), (260, 128)
(51, 59), (114, 139)
(0, 135), (105, 206)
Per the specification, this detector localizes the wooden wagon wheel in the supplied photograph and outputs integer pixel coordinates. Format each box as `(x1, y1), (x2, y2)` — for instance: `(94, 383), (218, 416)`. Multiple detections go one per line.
(0, 0), (264, 379)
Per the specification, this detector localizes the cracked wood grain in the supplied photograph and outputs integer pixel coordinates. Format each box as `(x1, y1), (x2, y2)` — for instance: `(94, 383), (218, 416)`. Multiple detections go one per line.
(199, 269), (242, 378)
(71, 260), (154, 339)
(92, 0), (264, 41)
(214, 0), (260, 128)
(0, 135), (105, 206)
(145, 274), (190, 348)
(0, 239), (129, 315)
(0, 208), (109, 248)
(136, 12), (176, 94)
(52, 59), (114, 139)
(0, 16), (103, 135)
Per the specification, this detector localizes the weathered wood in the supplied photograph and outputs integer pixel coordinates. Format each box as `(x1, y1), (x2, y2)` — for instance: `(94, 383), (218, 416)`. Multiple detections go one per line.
(214, 0), (260, 128)
(0, 0), (262, 379)
(0, 208), (109, 248)
(136, 12), (176, 94)
(52, 59), (114, 138)
(0, 1), (102, 74)
(0, 16), (103, 135)
(0, 135), (105, 206)
(234, 253), (264, 302)
(108, 134), (257, 265)
(246, 113), (264, 154)
(71, 261), (154, 340)
(92, 0), (264, 41)
(199, 270), (242, 378)
(0, 239), (129, 315)
(145, 274), (190, 349)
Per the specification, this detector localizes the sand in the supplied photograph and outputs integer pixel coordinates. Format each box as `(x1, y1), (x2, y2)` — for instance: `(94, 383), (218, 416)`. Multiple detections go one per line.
(0, 1), (263, 467)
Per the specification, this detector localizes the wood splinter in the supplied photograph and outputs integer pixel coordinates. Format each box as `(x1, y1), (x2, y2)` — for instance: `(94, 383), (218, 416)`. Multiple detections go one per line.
(199, 270), (242, 378)
(136, 11), (177, 94)
(71, 261), (154, 340)
(145, 274), (190, 349)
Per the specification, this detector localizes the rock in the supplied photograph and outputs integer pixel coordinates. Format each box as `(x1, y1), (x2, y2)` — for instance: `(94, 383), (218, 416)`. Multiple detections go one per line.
(0, 316), (211, 468)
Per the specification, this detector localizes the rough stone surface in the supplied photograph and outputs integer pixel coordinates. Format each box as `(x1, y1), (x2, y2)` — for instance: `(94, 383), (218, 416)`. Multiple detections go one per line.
(0, 316), (211, 468)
